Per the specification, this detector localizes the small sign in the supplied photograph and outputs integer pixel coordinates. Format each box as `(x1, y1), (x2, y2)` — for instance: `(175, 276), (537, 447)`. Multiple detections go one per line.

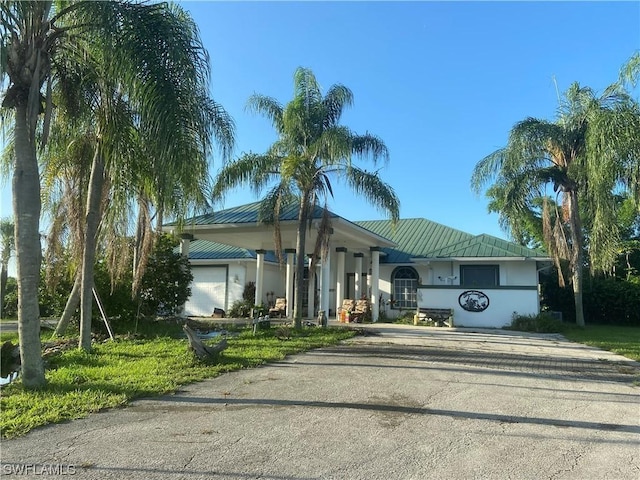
(458, 290), (490, 312)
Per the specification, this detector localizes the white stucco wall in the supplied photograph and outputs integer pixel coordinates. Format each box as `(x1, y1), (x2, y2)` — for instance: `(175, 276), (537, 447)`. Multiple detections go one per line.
(227, 263), (246, 307)
(191, 256), (541, 324)
(242, 261), (285, 306)
(417, 286), (540, 328)
(189, 260), (284, 311)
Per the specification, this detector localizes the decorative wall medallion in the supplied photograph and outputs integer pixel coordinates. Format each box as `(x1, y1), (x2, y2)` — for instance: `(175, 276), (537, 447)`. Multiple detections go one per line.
(458, 290), (490, 312)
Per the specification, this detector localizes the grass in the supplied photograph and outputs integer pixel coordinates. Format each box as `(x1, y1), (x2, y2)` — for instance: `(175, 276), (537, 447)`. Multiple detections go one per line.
(561, 325), (640, 362)
(0, 322), (355, 438)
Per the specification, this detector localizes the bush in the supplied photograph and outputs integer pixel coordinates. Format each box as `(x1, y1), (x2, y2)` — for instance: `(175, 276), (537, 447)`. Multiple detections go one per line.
(228, 300), (254, 318)
(582, 276), (640, 326)
(510, 312), (563, 333)
(540, 269), (640, 326)
(242, 282), (256, 302)
(1, 277), (17, 318)
(138, 234), (192, 317)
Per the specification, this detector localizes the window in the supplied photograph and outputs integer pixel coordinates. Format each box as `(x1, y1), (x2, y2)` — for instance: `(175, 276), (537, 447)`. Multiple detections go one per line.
(460, 265), (499, 287)
(392, 266), (418, 308)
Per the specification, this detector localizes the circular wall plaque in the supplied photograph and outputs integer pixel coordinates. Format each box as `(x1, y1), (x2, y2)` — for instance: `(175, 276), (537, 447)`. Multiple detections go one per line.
(458, 290), (490, 312)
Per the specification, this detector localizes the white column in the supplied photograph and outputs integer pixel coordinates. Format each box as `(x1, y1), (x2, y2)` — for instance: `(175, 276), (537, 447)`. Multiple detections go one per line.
(307, 254), (315, 318)
(178, 233), (193, 317)
(320, 247), (330, 316)
(285, 249), (295, 318)
(335, 248), (346, 318)
(255, 249), (265, 307)
(370, 247), (380, 322)
(354, 253), (363, 300)
(180, 233), (192, 258)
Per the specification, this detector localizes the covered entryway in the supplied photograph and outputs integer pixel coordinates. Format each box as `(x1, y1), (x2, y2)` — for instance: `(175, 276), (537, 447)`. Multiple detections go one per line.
(184, 266), (227, 317)
(167, 202), (396, 321)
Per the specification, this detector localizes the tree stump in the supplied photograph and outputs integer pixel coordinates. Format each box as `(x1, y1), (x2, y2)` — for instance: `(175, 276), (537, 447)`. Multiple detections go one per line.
(183, 324), (227, 360)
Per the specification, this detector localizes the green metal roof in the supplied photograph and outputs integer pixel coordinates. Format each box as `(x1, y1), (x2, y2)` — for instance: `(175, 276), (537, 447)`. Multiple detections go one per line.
(424, 234), (548, 259)
(188, 239), (279, 262)
(172, 204), (547, 263)
(355, 218), (474, 263)
(355, 219), (546, 262)
(166, 201), (337, 227)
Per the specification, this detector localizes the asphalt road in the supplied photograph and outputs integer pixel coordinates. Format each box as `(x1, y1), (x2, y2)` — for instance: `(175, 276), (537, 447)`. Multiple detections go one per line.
(1, 324), (639, 479)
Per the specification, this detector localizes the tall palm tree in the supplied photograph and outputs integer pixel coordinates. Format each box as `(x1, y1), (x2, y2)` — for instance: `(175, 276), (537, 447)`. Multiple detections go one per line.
(214, 67), (399, 328)
(43, 3), (233, 349)
(472, 82), (640, 327)
(1, 1), (234, 380)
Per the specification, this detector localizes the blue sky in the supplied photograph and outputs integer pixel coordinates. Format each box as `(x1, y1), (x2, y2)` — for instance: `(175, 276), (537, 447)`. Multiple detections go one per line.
(1, 1), (639, 245)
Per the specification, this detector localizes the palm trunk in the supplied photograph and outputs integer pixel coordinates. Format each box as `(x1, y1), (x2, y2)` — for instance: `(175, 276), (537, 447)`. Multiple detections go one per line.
(79, 147), (105, 350)
(13, 102), (46, 387)
(567, 190), (585, 327)
(572, 260), (585, 327)
(293, 195), (310, 329)
(53, 271), (81, 337)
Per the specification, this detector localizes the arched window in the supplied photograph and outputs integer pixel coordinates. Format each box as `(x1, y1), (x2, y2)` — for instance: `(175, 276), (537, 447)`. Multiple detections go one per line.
(391, 266), (419, 309)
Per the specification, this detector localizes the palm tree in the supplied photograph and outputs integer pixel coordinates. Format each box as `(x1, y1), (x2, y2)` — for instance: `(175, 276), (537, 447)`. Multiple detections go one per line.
(214, 67), (399, 328)
(0, 218), (14, 319)
(472, 82), (640, 327)
(42, 3), (233, 348)
(1, 1), (234, 380)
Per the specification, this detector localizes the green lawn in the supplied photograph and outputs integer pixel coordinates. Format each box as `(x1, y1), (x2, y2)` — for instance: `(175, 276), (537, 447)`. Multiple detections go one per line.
(561, 325), (640, 362)
(0, 323), (355, 438)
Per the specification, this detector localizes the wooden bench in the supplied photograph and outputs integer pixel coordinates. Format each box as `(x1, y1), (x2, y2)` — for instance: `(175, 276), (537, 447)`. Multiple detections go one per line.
(414, 307), (454, 327)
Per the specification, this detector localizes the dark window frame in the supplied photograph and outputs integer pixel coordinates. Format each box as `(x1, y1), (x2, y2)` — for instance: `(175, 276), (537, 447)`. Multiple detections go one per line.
(460, 264), (500, 287)
(391, 266), (419, 309)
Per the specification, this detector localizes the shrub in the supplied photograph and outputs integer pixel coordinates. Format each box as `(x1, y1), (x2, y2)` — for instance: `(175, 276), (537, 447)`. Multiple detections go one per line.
(510, 312), (563, 333)
(138, 234), (192, 317)
(228, 300), (253, 318)
(540, 269), (640, 326)
(1, 277), (17, 318)
(242, 282), (256, 302)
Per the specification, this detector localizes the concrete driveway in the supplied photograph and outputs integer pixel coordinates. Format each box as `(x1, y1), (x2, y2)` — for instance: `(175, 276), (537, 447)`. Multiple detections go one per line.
(1, 324), (639, 479)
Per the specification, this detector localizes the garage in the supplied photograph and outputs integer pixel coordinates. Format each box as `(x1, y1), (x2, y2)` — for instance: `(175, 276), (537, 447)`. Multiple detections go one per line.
(184, 266), (228, 317)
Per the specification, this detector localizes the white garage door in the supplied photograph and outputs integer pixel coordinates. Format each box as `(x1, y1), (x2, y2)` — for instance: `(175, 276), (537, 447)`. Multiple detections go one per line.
(184, 267), (227, 317)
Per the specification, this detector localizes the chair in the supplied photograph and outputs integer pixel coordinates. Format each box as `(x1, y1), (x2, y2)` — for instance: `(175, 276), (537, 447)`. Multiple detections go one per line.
(338, 299), (355, 322)
(350, 299), (369, 323)
(268, 298), (287, 318)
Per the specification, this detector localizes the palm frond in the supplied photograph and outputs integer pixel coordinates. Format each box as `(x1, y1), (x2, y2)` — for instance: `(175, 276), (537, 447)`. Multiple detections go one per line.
(246, 94), (283, 133)
(471, 149), (505, 194)
(212, 153), (281, 203)
(344, 166), (400, 223)
(312, 204), (332, 263)
(619, 51), (640, 88)
(351, 132), (389, 164)
(322, 84), (353, 127)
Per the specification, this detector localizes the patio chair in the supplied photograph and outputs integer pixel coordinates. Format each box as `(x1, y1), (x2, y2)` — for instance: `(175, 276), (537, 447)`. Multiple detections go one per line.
(350, 299), (369, 323)
(338, 299), (356, 322)
(268, 297), (287, 318)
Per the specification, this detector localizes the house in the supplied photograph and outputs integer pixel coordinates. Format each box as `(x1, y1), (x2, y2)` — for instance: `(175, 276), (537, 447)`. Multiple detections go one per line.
(165, 202), (550, 328)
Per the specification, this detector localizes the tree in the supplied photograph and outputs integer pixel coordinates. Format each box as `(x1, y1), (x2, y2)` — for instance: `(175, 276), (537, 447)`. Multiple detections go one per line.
(214, 67), (399, 328)
(472, 82), (640, 327)
(0, 217), (14, 318)
(2, 1), (57, 386)
(138, 234), (193, 317)
(1, 2), (234, 384)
